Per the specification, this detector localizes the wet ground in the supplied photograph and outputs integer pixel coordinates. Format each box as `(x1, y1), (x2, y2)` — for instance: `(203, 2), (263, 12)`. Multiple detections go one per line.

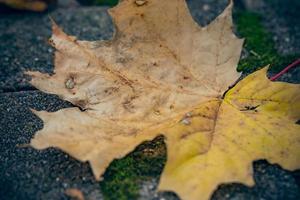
(0, 0), (299, 199)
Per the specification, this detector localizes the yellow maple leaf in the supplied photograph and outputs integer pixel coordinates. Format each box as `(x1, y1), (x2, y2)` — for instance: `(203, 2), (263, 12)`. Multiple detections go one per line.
(26, 0), (300, 200)
(159, 67), (300, 200)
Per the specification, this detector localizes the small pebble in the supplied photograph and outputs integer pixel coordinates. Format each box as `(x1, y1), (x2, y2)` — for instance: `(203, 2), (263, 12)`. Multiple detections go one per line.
(202, 4), (210, 11)
(26, 173), (31, 178)
(36, 36), (43, 41)
(148, 184), (154, 190)
(284, 37), (290, 42)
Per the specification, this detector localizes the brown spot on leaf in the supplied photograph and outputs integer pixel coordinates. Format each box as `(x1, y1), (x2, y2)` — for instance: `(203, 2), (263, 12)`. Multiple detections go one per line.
(122, 96), (137, 112)
(74, 99), (89, 110)
(180, 132), (192, 139)
(104, 87), (119, 95)
(239, 121), (245, 126)
(48, 38), (55, 47)
(154, 110), (161, 115)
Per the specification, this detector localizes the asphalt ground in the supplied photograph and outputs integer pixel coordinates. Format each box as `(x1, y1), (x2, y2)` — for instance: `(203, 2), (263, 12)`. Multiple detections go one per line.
(0, 0), (299, 199)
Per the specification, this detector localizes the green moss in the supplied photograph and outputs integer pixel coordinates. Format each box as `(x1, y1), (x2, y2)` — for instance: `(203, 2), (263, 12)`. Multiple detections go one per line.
(235, 11), (298, 73)
(100, 136), (166, 200)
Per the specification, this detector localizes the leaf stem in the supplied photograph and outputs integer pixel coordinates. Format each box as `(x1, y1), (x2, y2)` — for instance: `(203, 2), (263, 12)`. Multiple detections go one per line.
(270, 58), (300, 81)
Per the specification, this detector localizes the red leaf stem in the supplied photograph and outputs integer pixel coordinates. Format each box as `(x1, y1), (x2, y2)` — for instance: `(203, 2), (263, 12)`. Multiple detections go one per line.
(270, 58), (300, 81)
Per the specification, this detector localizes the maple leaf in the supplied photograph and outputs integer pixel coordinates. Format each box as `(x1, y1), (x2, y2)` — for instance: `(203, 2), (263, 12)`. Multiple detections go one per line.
(26, 0), (300, 200)
(158, 67), (300, 200)
(0, 0), (53, 12)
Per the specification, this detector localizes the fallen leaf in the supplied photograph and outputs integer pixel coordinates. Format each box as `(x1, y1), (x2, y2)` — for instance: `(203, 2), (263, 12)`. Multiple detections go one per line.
(0, 0), (55, 12)
(158, 67), (300, 200)
(65, 188), (85, 200)
(26, 0), (300, 200)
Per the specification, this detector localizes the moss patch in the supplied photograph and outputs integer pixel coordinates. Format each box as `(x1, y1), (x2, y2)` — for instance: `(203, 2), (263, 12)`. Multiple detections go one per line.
(100, 136), (166, 200)
(234, 11), (298, 73)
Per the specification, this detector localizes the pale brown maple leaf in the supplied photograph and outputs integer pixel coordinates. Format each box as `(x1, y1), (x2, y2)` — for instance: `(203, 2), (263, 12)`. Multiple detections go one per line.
(26, 0), (300, 200)
(28, 0), (242, 179)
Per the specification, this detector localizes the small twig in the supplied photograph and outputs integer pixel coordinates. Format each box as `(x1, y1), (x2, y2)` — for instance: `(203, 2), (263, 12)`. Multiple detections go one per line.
(250, 50), (260, 58)
(270, 58), (300, 81)
(16, 143), (31, 148)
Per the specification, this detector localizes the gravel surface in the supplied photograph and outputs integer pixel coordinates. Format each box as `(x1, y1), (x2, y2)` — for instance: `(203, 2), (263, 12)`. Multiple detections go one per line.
(242, 0), (300, 55)
(1, 0), (300, 200)
(0, 6), (113, 92)
(138, 161), (300, 200)
(1, 91), (299, 200)
(0, 91), (103, 200)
